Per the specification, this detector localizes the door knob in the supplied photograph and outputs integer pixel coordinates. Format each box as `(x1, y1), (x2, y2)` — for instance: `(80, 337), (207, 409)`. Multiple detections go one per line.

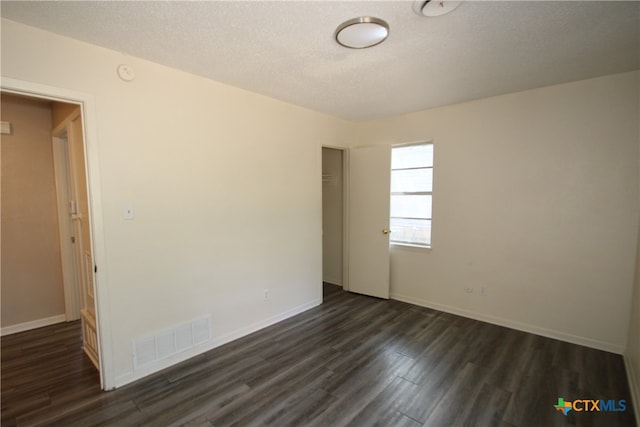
(382, 228), (391, 235)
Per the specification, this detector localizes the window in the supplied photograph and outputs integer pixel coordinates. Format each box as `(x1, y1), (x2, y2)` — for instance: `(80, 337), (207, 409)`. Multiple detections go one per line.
(390, 143), (433, 247)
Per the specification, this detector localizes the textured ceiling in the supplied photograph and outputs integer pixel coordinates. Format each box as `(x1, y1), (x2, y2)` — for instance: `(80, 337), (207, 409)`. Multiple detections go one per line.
(2, 1), (639, 121)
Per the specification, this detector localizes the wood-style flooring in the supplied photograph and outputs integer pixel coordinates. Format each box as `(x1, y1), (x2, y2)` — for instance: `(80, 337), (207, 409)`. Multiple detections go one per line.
(1, 283), (636, 426)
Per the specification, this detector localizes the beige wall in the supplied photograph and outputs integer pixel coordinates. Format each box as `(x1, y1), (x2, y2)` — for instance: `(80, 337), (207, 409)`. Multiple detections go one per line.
(1, 94), (65, 327)
(1, 19), (352, 386)
(322, 147), (343, 286)
(625, 77), (640, 421)
(354, 71), (640, 353)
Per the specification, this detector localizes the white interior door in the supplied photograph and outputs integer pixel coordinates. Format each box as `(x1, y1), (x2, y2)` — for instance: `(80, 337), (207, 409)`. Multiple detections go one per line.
(348, 145), (391, 299)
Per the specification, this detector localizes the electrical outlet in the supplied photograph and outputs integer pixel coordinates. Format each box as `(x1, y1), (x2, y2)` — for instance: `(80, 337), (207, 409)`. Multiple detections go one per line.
(480, 286), (489, 296)
(464, 287), (474, 294)
(264, 289), (269, 301)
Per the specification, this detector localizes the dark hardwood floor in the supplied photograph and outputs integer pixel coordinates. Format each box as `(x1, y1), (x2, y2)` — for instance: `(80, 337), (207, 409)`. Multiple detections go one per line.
(2, 283), (636, 426)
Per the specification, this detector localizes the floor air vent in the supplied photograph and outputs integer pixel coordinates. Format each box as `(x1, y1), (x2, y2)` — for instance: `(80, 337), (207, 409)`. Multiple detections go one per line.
(133, 315), (211, 370)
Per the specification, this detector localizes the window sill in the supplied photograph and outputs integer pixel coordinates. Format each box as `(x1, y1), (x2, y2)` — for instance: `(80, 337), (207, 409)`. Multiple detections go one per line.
(390, 242), (432, 252)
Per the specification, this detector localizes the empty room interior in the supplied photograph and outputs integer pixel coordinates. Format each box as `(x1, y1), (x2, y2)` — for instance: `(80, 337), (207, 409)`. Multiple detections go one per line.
(1, 1), (639, 426)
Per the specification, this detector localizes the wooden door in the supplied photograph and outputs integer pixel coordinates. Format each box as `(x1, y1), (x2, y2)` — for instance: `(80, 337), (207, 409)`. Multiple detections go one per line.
(67, 110), (99, 370)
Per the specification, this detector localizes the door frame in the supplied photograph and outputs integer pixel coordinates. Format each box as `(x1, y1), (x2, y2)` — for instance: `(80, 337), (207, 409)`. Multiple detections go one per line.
(1, 77), (113, 390)
(321, 145), (350, 291)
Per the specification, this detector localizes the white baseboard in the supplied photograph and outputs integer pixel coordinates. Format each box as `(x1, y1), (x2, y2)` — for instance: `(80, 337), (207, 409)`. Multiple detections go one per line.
(624, 355), (640, 424)
(390, 293), (624, 354)
(114, 298), (323, 388)
(1, 314), (66, 336)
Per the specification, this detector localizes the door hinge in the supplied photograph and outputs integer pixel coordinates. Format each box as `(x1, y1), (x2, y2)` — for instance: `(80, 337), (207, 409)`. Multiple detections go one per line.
(94, 265), (97, 273)
(71, 236), (76, 243)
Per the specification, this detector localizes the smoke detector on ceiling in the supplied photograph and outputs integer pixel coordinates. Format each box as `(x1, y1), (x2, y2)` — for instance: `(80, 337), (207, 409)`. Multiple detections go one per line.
(413, 0), (463, 17)
(117, 64), (136, 82)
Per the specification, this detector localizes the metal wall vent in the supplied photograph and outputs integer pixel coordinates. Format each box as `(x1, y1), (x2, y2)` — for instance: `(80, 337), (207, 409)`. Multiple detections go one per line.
(133, 315), (211, 370)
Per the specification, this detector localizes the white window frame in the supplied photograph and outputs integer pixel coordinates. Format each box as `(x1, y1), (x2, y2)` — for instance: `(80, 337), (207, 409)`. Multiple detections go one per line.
(390, 141), (433, 249)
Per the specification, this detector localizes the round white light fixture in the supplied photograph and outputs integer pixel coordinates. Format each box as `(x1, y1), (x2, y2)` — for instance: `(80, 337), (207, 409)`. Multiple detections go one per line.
(335, 16), (389, 49)
(413, 0), (463, 17)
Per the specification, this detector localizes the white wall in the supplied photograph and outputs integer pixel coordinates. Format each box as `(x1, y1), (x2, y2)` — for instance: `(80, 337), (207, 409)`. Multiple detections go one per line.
(354, 71), (640, 353)
(1, 19), (352, 386)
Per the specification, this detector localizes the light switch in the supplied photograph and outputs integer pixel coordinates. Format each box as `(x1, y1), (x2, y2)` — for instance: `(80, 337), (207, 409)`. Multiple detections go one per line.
(123, 204), (134, 220)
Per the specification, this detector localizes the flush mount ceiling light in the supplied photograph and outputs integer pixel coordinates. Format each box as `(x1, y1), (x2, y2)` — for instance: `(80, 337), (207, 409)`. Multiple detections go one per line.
(413, 0), (463, 17)
(335, 16), (389, 49)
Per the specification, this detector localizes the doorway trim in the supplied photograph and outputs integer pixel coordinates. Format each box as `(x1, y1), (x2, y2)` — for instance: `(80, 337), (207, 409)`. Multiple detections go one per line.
(1, 77), (114, 390)
(321, 145), (350, 292)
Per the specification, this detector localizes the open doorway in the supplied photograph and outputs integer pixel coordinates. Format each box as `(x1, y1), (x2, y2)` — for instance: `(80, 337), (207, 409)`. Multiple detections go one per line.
(322, 147), (347, 290)
(52, 105), (100, 371)
(1, 95), (68, 330)
(1, 92), (101, 381)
